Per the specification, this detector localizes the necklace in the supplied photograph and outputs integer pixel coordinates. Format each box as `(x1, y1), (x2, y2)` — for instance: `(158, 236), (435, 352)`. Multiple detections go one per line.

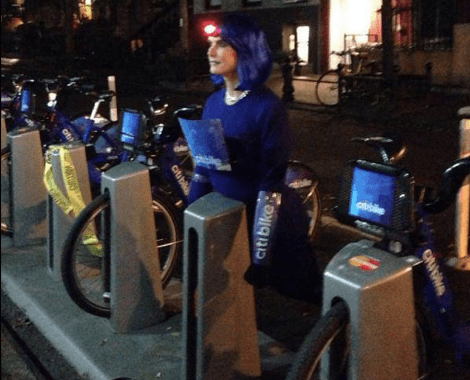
(225, 90), (251, 105)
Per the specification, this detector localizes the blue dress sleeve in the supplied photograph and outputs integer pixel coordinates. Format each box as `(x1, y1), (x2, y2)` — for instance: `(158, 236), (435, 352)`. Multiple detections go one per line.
(188, 165), (212, 205)
(258, 98), (292, 192)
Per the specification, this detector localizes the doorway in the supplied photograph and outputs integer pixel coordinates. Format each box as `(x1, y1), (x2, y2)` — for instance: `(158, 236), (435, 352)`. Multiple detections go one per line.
(296, 25), (310, 64)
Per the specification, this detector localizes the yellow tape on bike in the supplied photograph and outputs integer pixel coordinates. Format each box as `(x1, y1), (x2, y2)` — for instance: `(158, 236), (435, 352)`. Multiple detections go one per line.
(44, 147), (73, 215)
(44, 146), (102, 257)
(58, 147), (102, 256)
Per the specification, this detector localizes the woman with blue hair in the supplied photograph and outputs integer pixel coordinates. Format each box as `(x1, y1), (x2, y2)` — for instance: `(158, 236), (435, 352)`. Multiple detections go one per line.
(188, 13), (320, 301)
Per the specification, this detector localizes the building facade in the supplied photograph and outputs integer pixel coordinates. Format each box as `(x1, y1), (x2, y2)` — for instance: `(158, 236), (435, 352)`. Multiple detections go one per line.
(190, 0), (470, 86)
(189, 0), (322, 74)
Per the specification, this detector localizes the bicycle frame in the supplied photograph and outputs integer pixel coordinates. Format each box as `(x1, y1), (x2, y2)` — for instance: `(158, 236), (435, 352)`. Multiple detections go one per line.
(89, 107), (192, 207)
(333, 152), (469, 363)
(113, 140), (191, 208)
(1, 88), (21, 115)
(414, 205), (467, 362)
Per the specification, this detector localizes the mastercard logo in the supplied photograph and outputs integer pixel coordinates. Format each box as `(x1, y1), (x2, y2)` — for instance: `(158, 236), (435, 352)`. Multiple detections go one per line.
(349, 255), (381, 271)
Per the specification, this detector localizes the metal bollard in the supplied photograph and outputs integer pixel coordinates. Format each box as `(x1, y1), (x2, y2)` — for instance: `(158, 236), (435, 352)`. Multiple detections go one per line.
(322, 240), (419, 380)
(182, 192), (261, 380)
(282, 58), (295, 102)
(454, 107), (469, 270)
(101, 161), (165, 332)
(46, 142), (92, 280)
(9, 128), (47, 247)
(108, 76), (118, 122)
(1, 113), (7, 149)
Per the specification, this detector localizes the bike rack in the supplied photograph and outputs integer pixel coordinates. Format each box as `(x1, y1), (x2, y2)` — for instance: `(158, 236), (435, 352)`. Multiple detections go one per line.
(182, 192), (261, 380)
(7, 128), (47, 247)
(101, 161), (165, 332)
(454, 107), (469, 269)
(46, 142), (92, 281)
(322, 239), (420, 380)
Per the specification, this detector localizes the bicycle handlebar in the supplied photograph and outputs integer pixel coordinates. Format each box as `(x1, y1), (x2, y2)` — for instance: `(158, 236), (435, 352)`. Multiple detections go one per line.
(352, 134), (469, 215)
(351, 133), (406, 164)
(421, 158), (470, 214)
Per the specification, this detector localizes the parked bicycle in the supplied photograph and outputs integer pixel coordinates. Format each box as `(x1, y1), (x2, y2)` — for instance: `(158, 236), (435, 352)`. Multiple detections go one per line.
(60, 108), (323, 317)
(286, 134), (470, 380)
(1, 73), (24, 119)
(1, 75), (120, 237)
(60, 107), (197, 317)
(316, 47), (382, 107)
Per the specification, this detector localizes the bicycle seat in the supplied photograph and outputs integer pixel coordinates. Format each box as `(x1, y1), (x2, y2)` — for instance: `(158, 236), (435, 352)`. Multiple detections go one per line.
(352, 132), (406, 164)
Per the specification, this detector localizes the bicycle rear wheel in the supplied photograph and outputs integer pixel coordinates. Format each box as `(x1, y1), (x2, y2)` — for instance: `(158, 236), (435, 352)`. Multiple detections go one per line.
(316, 70), (340, 106)
(285, 161), (322, 241)
(61, 192), (182, 317)
(1, 146), (12, 237)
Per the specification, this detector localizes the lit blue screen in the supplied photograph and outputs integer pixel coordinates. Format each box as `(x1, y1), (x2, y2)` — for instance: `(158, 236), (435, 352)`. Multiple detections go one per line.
(349, 166), (396, 226)
(20, 89), (31, 113)
(120, 111), (141, 145)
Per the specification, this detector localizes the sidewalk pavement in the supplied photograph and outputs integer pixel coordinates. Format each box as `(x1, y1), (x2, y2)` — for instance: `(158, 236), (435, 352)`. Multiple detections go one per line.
(1, 236), (303, 380)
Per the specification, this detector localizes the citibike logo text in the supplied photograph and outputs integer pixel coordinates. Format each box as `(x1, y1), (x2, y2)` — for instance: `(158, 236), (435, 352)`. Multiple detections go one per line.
(171, 165), (190, 196)
(254, 204), (275, 261)
(62, 128), (75, 142)
(423, 249), (446, 297)
(356, 200), (386, 216)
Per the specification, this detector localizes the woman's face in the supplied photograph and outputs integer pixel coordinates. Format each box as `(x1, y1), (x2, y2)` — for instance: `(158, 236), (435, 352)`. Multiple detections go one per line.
(207, 36), (238, 79)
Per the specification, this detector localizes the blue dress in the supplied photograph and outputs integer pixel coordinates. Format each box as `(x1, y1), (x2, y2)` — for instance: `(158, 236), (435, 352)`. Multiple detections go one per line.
(189, 85), (291, 203)
(189, 85), (320, 301)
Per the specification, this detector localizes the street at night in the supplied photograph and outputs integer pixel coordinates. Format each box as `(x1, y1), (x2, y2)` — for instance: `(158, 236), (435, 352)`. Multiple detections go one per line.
(2, 0), (470, 378)
(2, 55), (469, 379)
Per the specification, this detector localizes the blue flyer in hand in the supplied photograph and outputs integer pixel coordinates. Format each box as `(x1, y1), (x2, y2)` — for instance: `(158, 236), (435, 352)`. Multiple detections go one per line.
(178, 118), (232, 171)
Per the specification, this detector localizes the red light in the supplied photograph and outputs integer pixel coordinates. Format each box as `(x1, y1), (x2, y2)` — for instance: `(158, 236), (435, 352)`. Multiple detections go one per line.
(203, 23), (220, 37)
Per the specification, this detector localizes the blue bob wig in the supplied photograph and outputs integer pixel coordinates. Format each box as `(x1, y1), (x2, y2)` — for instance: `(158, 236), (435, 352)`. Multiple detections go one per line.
(210, 13), (273, 91)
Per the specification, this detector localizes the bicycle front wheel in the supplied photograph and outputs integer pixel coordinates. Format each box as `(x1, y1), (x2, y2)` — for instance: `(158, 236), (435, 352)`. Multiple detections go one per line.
(287, 300), (431, 380)
(1, 146), (12, 237)
(61, 192), (182, 317)
(286, 302), (350, 380)
(316, 70), (340, 106)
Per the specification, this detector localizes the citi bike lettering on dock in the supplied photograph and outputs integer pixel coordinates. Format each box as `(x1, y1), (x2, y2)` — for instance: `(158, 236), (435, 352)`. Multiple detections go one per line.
(253, 192), (281, 265)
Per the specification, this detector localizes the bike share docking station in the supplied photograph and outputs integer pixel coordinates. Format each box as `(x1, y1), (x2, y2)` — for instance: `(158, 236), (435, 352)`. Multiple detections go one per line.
(322, 240), (420, 380)
(182, 192), (261, 380)
(101, 161), (166, 332)
(318, 158), (423, 380)
(46, 141), (92, 280)
(6, 127), (47, 247)
(46, 142), (166, 331)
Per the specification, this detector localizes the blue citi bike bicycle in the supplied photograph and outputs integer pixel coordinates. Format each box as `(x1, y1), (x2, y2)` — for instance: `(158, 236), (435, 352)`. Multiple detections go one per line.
(59, 107), (324, 317)
(59, 106), (199, 317)
(286, 135), (469, 380)
(1, 75), (121, 236)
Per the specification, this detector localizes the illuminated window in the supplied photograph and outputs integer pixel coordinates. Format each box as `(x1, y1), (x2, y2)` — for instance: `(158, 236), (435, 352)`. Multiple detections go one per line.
(296, 26), (309, 63)
(289, 34), (296, 52)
